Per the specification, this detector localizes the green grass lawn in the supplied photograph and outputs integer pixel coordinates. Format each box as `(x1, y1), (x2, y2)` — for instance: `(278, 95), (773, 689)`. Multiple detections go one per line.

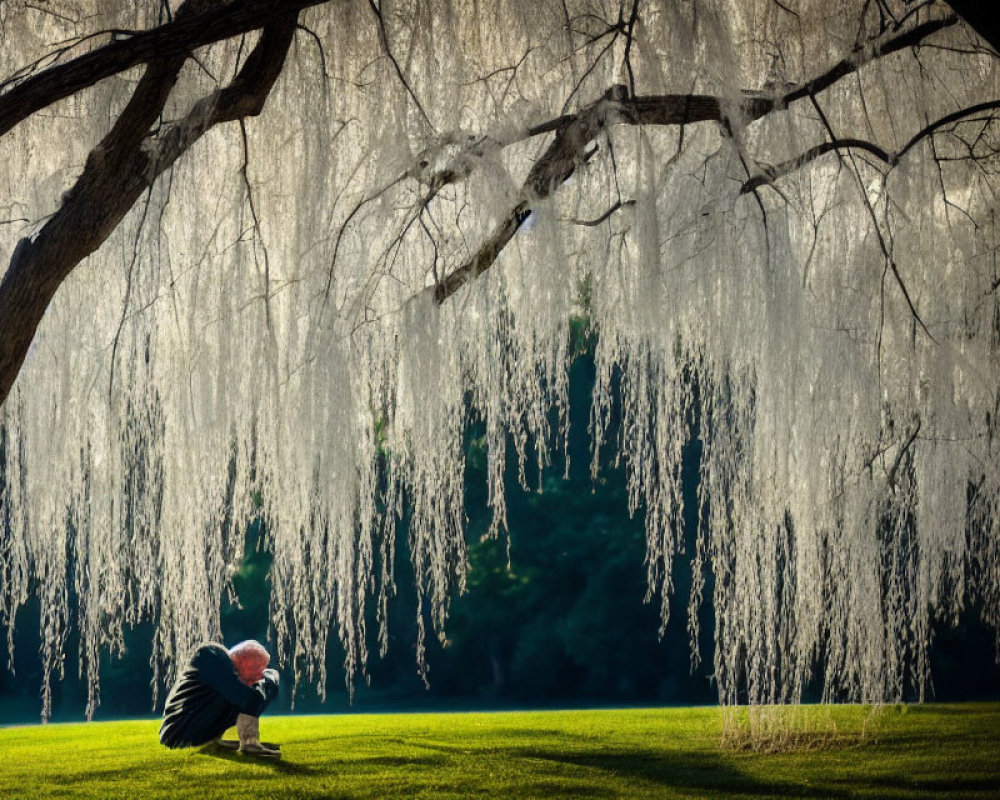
(1, 704), (998, 799)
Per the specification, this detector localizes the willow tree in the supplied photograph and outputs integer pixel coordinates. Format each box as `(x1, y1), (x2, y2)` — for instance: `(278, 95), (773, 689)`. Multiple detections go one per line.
(0, 0), (997, 720)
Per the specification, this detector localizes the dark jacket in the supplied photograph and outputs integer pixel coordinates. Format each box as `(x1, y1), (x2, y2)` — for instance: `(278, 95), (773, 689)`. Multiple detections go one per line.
(159, 642), (279, 748)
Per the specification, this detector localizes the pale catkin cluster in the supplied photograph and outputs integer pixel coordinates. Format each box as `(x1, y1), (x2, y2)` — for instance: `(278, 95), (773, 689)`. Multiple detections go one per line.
(0, 0), (997, 720)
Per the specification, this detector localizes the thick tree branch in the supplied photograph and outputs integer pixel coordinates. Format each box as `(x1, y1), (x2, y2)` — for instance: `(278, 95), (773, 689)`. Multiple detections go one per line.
(0, 0), (326, 138)
(429, 14), (958, 304)
(432, 86), (625, 304)
(0, 13), (298, 405)
(780, 15), (958, 106)
(412, 15), (958, 225)
(432, 203), (531, 303)
(426, 87), (729, 303)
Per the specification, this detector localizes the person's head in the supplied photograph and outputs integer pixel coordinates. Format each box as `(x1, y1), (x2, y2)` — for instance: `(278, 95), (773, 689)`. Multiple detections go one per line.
(228, 640), (271, 685)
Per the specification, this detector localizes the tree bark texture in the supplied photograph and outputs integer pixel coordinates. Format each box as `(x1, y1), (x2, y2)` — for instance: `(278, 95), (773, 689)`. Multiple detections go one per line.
(0, 2), (983, 406)
(0, 7), (299, 405)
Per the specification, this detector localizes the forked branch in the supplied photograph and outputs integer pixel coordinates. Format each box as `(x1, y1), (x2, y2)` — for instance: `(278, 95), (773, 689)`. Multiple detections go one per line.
(741, 99), (1000, 194)
(0, 0), (325, 138)
(0, 10), (298, 405)
(428, 14), (958, 304)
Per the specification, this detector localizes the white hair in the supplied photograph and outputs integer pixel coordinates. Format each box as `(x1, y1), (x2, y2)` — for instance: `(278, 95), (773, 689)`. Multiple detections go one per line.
(228, 640), (270, 669)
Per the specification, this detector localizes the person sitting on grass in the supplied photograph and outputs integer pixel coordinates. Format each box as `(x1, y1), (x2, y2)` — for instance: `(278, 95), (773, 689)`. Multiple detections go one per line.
(159, 640), (280, 757)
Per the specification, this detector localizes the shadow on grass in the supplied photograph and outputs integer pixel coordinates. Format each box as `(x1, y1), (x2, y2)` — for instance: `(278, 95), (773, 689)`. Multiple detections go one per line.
(516, 747), (849, 798)
(42, 768), (142, 785)
(196, 741), (452, 776)
(196, 742), (317, 775)
(903, 705), (998, 717)
(354, 755), (449, 767)
(860, 776), (1000, 795)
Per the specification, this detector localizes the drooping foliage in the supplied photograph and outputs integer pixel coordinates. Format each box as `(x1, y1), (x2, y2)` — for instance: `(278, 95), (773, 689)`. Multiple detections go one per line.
(0, 0), (997, 719)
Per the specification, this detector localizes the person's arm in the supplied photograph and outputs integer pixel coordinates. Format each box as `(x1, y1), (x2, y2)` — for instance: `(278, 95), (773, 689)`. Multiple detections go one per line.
(257, 668), (280, 702)
(192, 645), (272, 716)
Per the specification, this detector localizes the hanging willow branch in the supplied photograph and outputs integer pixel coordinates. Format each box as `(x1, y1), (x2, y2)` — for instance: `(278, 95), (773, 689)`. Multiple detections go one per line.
(429, 14), (959, 304)
(0, 5), (299, 404)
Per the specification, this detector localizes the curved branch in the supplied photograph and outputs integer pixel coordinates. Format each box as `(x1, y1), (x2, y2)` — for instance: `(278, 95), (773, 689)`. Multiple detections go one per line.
(569, 198), (636, 226)
(741, 139), (892, 194)
(740, 100), (1000, 194)
(896, 99), (1000, 162)
(428, 14), (958, 304)
(0, 13), (299, 406)
(0, 0), (327, 138)
(409, 16), (958, 217)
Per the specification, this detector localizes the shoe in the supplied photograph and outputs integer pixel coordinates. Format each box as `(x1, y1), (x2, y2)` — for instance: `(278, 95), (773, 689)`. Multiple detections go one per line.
(239, 739), (281, 758)
(217, 739), (280, 750)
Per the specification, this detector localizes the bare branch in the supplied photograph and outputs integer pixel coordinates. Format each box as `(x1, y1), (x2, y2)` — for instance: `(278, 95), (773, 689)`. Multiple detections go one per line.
(0, 0), (327, 138)
(367, 0), (434, 130)
(0, 12), (298, 405)
(432, 203), (531, 303)
(239, 119), (273, 329)
(741, 139), (892, 194)
(741, 100), (1000, 194)
(569, 198), (636, 226)
(425, 15), (959, 305)
(896, 100), (1000, 162)
(622, 0), (640, 97)
(780, 15), (958, 107)
(417, 13), (958, 208)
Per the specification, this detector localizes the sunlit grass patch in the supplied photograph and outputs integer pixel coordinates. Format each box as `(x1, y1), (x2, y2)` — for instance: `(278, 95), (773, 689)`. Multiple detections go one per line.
(1, 704), (998, 799)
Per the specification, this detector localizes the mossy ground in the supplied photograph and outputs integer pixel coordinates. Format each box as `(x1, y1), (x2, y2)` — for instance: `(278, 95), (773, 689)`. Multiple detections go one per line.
(1, 704), (998, 799)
